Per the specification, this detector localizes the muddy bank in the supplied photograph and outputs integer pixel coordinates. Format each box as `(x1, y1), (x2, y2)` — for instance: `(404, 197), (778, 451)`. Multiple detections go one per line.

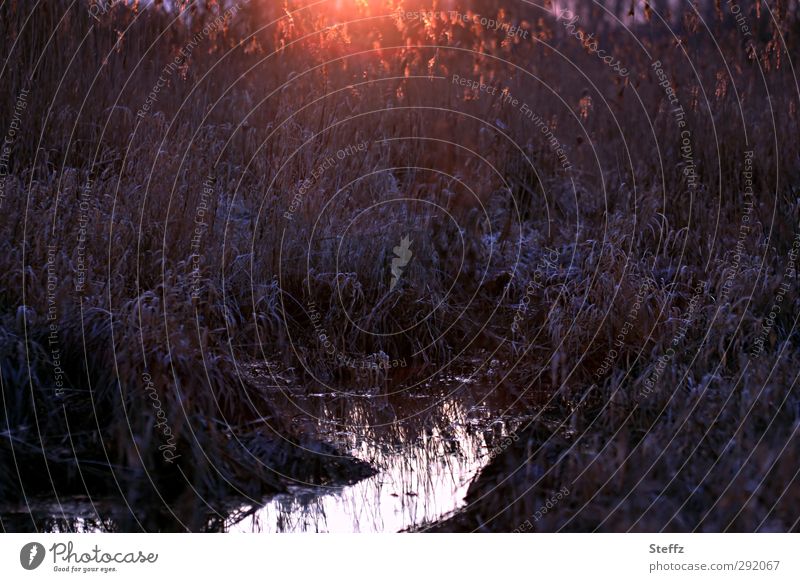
(421, 383), (800, 533)
(0, 426), (375, 532)
(1, 360), (543, 532)
(0, 320), (375, 532)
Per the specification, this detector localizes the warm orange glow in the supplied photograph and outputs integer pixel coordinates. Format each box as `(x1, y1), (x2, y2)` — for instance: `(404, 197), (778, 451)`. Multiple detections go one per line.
(331, 0), (370, 14)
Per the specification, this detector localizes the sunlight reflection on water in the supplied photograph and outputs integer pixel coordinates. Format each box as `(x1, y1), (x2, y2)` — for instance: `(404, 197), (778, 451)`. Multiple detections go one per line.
(228, 386), (517, 533)
(0, 376), (537, 533)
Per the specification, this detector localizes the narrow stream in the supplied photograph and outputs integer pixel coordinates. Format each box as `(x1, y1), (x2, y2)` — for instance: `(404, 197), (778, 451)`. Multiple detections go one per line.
(230, 397), (483, 532)
(1, 376), (541, 533)
(225, 379), (539, 533)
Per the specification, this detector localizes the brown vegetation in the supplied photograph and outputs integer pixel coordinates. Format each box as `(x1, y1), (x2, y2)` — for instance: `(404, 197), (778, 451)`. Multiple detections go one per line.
(1, 0), (799, 531)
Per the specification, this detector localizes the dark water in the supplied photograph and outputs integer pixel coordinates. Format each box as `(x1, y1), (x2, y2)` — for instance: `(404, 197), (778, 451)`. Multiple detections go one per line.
(1, 372), (541, 533)
(226, 370), (541, 532)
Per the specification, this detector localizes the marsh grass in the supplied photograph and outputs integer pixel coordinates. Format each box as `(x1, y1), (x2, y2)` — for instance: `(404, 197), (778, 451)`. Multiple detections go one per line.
(1, 0), (799, 530)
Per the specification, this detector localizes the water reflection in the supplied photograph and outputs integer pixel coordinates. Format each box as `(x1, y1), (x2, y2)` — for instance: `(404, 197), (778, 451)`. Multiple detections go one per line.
(0, 499), (117, 533)
(1, 375), (541, 533)
(226, 382), (535, 533)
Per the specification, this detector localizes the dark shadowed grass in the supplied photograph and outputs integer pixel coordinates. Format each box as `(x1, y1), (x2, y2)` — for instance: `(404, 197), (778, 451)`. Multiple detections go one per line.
(1, 0), (799, 531)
